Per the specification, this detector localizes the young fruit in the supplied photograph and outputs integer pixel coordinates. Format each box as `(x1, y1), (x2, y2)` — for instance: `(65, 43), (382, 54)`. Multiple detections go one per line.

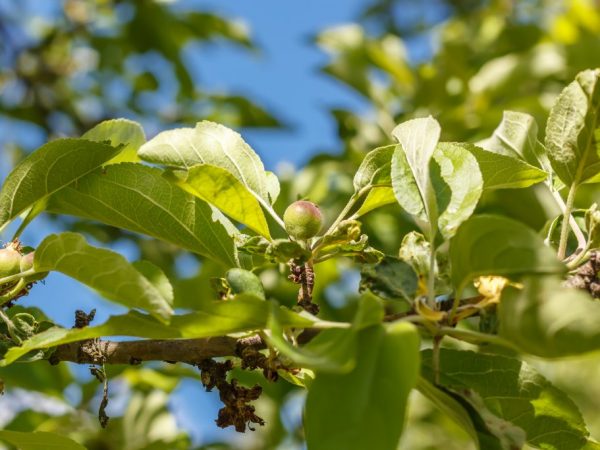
(225, 268), (266, 300)
(0, 244), (22, 278)
(19, 252), (48, 283)
(283, 200), (323, 240)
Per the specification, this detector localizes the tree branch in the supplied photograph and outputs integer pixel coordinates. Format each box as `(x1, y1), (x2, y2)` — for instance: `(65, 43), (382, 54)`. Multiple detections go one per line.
(50, 335), (265, 365)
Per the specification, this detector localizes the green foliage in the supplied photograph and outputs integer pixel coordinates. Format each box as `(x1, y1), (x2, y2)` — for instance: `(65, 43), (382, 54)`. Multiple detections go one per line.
(46, 163), (238, 267)
(35, 232), (174, 322)
(449, 215), (565, 291)
(0, 430), (86, 450)
(138, 121), (276, 205)
(4, 67), (600, 448)
(177, 164), (273, 239)
(225, 268), (266, 299)
(499, 275), (600, 357)
(305, 321), (420, 450)
(545, 69), (600, 185)
(0, 139), (121, 232)
(422, 349), (595, 450)
(2, 2), (600, 449)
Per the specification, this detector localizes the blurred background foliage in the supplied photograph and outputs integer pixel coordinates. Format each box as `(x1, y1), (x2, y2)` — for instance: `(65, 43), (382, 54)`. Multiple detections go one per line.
(1, 0), (600, 449)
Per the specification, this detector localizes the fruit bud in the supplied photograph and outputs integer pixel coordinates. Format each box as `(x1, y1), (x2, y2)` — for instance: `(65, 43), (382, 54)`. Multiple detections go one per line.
(283, 200), (323, 240)
(0, 243), (22, 278)
(19, 252), (48, 283)
(225, 268), (265, 300)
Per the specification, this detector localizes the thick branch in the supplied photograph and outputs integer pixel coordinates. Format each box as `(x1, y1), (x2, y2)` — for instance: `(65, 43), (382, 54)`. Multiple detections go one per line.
(51, 335), (265, 365)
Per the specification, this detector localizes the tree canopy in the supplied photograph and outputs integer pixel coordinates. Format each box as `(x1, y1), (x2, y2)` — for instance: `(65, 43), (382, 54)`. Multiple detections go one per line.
(1, 1), (600, 449)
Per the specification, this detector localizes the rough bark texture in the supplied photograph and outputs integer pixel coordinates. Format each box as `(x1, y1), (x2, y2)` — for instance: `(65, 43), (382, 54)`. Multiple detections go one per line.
(51, 335), (265, 365)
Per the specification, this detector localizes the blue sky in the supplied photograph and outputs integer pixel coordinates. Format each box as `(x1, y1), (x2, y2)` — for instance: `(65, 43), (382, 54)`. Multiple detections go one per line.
(184, 0), (372, 170)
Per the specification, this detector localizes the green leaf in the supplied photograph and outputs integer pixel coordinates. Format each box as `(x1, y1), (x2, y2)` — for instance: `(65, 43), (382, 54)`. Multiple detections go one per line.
(138, 121), (272, 202)
(450, 215), (564, 290)
(177, 164), (271, 239)
(500, 275), (600, 357)
(391, 116), (440, 233)
(389, 119), (481, 238)
(315, 220), (382, 263)
(417, 377), (516, 448)
(132, 260), (174, 305)
(0, 138), (121, 231)
(267, 292), (383, 374)
(354, 186), (396, 217)
(82, 118), (145, 164)
(353, 144), (396, 192)
(360, 256), (418, 303)
(265, 170), (281, 204)
(478, 110), (545, 169)
(399, 231), (452, 294)
(35, 232), (173, 322)
(433, 142), (483, 238)
(0, 431), (86, 450)
(545, 69), (600, 185)
(416, 377), (480, 447)
(586, 203), (600, 248)
(1, 294), (317, 366)
(305, 322), (420, 450)
(422, 349), (593, 450)
(466, 143), (547, 189)
(46, 163), (237, 267)
(265, 239), (311, 263)
(267, 302), (356, 373)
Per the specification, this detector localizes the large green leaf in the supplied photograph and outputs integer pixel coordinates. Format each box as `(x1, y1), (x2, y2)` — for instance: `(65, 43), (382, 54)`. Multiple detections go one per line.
(355, 142), (485, 234)
(418, 376), (522, 449)
(82, 118), (146, 164)
(1, 295), (316, 366)
(545, 69), (600, 185)
(390, 116), (440, 231)
(305, 322), (420, 450)
(500, 275), (600, 357)
(0, 139), (121, 231)
(422, 349), (594, 450)
(35, 232), (173, 322)
(176, 164), (271, 239)
(433, 142), (483, 238)
(466, 143), (547, 190)
(46, 163), (237, 267)
(478, 110), (545, 169)
(0, 430), (86, 450)
(138, 121), (274, 203)
(353, 144), (396, 192)
(360, 255), (418, 303)
(449, 215), (564, 290)
(389, 118), (481, 238)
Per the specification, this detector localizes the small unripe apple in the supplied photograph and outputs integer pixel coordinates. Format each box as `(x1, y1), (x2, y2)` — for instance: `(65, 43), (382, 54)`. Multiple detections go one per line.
(19, 252), (48, 283)
(226, 268), (265, 300)
(0, 244), (22, 278)
(283, 200), (323, 240)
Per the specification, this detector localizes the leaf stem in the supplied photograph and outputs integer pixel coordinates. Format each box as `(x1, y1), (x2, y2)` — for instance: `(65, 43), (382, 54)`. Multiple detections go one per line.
(432, 335), (442, 384)
(550, 187), (586, 253)
(0, 269), (35, 286)
(313, 187), (369, 249)
(439, 326), (520, 352)
(0, 278), (26, 306)
(427, 242), (436, 308)
(256, 197), (286, 230)
(557, 182), (578, 260)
